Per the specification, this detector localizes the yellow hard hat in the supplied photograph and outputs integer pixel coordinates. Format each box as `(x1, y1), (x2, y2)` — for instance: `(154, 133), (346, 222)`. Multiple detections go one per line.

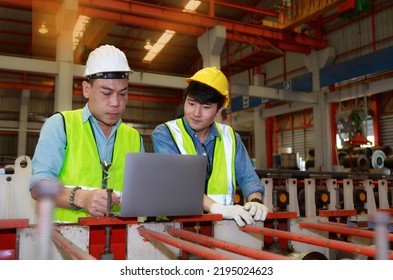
(185, 66), (229, 108)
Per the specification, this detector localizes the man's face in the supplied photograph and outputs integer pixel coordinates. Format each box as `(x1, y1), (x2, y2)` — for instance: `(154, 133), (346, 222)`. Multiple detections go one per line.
(82, 78), (129, 127)
(183, 96), (223, 133)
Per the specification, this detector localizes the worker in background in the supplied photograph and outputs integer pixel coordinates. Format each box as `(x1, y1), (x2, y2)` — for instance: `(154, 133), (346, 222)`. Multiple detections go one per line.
(152, 67), (268, 227)
(29, 45), (144, 223)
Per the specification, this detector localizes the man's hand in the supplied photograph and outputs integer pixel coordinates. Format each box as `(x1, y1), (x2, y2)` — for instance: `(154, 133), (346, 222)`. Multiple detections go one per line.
(243, 201), (268, 221)
(210, 203), (254, 227)
(76, 189), (120, 217)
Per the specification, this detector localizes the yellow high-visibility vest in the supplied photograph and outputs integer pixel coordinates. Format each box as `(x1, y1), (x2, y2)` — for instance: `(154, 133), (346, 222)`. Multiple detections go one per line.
(55, 109), (141, 222)
(165, 118), (236, 205)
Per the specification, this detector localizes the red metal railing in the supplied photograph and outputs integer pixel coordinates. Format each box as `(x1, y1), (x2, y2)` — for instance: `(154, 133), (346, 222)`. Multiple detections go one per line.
(166, 226), (290, 260)
(298, 220), (393, 242)
(241, 224), (393, 259)
(137, 225), (236, 260)
(52, 230), (96, 260)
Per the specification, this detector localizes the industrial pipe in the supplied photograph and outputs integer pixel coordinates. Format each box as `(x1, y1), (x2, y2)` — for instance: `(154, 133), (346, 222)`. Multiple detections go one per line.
(300, 220), (393, 242)
(52, 230), (96, 260)
(241, 225), (393, 259)
(166, 226), (290, 260)
(137, 226), (235, 260)
(342, 154), (369, 171)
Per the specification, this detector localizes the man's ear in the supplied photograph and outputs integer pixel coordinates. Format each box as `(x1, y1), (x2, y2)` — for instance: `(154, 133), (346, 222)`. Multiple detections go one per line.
(82, 81), (91, 98)
(216, 106), (224, 117)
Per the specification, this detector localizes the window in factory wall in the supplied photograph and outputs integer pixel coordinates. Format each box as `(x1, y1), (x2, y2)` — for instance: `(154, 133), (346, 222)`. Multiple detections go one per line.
(274, 109), (314, 170)
(276, 128), (314, 170)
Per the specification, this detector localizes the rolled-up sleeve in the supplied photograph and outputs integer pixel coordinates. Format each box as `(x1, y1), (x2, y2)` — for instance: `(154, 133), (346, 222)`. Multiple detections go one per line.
(234, 133), (265, 200)
(152, 123), (179, 154)
(29, 114), (66, 190)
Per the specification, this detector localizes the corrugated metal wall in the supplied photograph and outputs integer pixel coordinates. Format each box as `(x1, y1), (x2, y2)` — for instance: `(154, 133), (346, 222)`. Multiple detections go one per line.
(380, 115), (393, 148)
(277, 127), (315, 164)
(264, 52), (308, 87)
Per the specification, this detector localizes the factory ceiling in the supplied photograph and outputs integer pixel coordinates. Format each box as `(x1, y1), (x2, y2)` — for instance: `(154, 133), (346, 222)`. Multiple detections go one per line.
(0, 0), (374, 79)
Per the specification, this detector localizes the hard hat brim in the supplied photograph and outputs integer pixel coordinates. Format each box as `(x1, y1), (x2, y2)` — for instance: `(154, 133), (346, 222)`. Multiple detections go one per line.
(85, 71), (132, 80)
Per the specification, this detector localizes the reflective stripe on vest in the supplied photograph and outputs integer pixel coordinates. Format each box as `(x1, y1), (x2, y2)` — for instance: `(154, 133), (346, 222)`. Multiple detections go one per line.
(55, 109), (141, 222)
(165, 119), (236, 205)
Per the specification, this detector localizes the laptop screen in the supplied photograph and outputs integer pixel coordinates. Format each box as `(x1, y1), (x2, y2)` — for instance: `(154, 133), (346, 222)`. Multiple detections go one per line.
(119, 152), (207, 218)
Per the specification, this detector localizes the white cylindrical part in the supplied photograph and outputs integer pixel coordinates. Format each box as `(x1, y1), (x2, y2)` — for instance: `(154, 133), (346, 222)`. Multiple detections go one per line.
(374, 212), (390, 260)
(35, 198), (55, 260)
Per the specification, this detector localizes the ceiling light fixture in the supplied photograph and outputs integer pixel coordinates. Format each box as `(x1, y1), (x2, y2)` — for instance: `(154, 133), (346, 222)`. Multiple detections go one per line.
(143, 30), (175, 63)
(38, 23), (48, 34)
(72, 15), (90, 50)
(183, 0), (201, 12)
(142, 1), (198, 63)
(144, 39), (152, 50)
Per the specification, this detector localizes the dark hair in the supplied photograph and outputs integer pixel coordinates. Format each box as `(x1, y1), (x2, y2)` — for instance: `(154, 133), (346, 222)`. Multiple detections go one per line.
(86, 78), (97, 86)
(185, 82), (225, 110)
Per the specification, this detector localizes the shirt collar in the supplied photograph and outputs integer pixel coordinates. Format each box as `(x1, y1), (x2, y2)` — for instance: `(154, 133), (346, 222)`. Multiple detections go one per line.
(82, 103), (123, 128)
(182, 116), (221, 142)
(82, 103), (91, 123)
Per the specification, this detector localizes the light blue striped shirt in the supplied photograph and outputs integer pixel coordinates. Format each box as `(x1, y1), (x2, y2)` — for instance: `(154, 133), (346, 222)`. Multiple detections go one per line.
(152, 117), (264, 201)
(29, 104), (144, 189)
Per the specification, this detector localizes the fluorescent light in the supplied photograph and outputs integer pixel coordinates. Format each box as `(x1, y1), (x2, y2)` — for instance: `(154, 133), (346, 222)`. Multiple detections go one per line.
(184, 0), (201, 12)
(143, 30), (175, 63)
(157, 30), (175, 45)
(73, 15), (90, 50)
(143, 0), (198, 63)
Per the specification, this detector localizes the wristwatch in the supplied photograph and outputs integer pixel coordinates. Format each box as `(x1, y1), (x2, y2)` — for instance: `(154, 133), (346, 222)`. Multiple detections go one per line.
(250, 197), (263, 204)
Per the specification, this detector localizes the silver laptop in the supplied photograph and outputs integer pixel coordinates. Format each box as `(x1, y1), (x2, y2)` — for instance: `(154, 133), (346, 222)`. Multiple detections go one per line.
(120, 152), (207, 218)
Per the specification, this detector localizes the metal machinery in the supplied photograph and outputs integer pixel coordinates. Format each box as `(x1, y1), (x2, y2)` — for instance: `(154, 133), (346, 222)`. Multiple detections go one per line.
(1, 156), (392, 260)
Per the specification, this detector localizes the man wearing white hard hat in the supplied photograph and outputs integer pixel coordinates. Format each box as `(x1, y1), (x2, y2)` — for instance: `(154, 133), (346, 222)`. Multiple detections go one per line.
(152, 67), (268, 227)
(30, 45), (144, 223)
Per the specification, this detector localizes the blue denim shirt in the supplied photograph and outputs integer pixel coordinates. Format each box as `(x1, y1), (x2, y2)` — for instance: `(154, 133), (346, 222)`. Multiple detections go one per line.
(29, 104), (144, 189)
(152, 117), (264, 201)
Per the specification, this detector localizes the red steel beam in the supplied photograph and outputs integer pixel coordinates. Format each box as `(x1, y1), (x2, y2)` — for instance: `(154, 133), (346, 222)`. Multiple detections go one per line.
(173, 213), (223, 223)
(0, 219), (29, 229)
(166, 226), (290, 260)
(0, 0), (326, 53)
(298, 220), (393, 242)
(77, 216), (138, 226)
(318, 209), (357, 217)
(78, 0), (327, 51)
(137, 225), (236, 260)
(266, 211), (297, 219)
(212, 0), (278, 18)
(52, 230), (97, 260)
(241, 224), (393, 259)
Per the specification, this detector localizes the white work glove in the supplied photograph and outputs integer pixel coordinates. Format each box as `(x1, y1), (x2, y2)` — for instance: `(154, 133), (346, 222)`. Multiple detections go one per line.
(210, 203), (254, 227)
(243, 201), (269, 222)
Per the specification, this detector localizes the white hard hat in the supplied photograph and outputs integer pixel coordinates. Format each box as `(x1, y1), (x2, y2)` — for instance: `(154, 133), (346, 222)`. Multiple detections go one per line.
(84, 45), (132, 79)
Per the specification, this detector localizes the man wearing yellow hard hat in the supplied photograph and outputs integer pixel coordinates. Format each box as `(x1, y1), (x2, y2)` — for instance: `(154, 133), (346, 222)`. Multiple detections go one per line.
(152, 67), (268, 227)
